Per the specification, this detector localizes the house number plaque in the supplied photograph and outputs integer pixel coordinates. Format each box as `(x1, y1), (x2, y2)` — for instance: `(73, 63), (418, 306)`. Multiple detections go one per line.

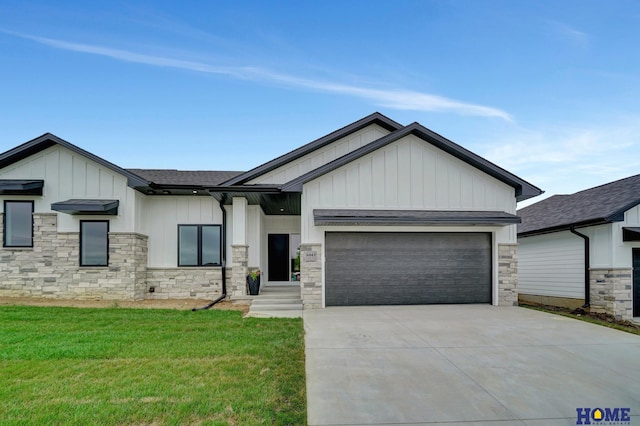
(304, 251), (317, 261)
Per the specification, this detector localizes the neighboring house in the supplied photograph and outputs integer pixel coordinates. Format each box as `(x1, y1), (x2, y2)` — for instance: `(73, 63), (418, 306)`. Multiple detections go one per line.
(0, 112), (541, 308)
(518, 174), (640, 320)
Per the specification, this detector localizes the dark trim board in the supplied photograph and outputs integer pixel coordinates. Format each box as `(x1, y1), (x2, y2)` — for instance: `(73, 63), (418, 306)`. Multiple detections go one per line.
(633, 248), (640, 317)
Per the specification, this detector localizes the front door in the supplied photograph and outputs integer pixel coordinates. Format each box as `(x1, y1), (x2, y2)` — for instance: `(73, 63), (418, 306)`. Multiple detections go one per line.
(633, 248), (640, 317)
(268, 234), (290, 282)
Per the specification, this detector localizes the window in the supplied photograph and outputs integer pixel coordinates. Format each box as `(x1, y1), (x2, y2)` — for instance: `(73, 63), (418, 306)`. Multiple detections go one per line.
(80, 221), (109, 266)
(3, 201), (34, 247)
(178, 225), (221, 266)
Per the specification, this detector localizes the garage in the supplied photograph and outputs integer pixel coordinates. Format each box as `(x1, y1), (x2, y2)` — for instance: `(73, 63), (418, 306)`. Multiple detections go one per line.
(325, 232), (492, 306)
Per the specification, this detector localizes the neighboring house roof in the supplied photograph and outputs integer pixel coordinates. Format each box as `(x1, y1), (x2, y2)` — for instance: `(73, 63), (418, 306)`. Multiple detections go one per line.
(518, 173), (640, 236)
(221, 112), (403, 186)
(0, 133), (149, 188)
(127, 169), (243, 187)
(281, 122), (542, 202)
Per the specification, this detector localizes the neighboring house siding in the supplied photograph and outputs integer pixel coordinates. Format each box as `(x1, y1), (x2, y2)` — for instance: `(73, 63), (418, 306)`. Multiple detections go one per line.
(301, 134), (516, 243)
(0, 145), (135, 232)
(247, 124), (391, 184)
(519, 231), (584, 299)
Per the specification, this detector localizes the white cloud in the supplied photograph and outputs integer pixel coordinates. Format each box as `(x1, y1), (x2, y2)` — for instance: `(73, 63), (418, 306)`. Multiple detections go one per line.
(481, 119), (640, 203)
(4, 30), (512, 120)
(547, 20), (589, 47)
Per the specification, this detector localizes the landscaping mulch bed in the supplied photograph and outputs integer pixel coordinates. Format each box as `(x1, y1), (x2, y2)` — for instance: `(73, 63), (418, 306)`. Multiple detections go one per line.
(522, 303), (640, 335)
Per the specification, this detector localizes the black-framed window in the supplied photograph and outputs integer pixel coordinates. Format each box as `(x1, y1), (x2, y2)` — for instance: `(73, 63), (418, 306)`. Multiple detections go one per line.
(178, 225), (221, 266)
(3, 201), (34, 247)
(80, 221), (109, 266)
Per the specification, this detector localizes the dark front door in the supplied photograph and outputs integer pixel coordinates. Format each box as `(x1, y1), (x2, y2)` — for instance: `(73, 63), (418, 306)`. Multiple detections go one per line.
(633, 249), (640, 317)
(268, 234), (290, 282)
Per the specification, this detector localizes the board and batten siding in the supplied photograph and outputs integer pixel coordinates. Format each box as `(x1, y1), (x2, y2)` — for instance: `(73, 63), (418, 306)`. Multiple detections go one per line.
(247, 124), (391, 185)
(141, 197), (227, 268)
(301, 134), (517, 243)
(0, 145), (136, 232)
(518, 231), (585, 299)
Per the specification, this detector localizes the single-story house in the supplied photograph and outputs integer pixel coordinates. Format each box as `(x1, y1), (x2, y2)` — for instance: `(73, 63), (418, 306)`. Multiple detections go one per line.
(518, 174), (640, 320)
(0, 112), (541, 308)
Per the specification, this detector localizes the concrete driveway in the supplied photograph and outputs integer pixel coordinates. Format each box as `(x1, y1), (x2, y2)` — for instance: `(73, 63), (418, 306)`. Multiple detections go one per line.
(304, 305), (640, 426)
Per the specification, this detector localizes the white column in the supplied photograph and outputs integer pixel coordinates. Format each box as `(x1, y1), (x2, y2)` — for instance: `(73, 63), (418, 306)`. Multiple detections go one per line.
(232, 197), (248, 245)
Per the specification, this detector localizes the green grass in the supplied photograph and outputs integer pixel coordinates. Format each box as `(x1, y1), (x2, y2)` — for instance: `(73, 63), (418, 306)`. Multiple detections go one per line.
(0, 306), (306, 425)
(521, 304), (640, 336)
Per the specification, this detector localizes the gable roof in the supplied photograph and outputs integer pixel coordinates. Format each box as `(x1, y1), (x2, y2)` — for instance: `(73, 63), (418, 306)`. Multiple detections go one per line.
(221, 112), (402, 186)
(127, 169), (243, 187)
(517, 173), (640, 236)
(0, 133), (149, 188)
(280, 122), (542, 202)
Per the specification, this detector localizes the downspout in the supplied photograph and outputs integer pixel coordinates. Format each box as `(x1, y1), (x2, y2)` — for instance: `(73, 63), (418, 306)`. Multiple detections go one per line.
(570, 227), (590, 308)
(193, 196), (228, 311)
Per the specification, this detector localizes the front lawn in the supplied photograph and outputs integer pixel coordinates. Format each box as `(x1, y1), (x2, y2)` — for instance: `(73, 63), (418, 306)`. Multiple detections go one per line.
(0, 306), (306, 425)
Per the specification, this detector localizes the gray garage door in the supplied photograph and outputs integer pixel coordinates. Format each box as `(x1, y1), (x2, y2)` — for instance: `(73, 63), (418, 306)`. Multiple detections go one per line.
(325, 232), (492, 306)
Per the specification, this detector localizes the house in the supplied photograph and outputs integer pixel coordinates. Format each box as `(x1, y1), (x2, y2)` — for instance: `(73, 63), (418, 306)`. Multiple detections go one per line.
(0, 112), (541, 308)
(518, 174), (640, 320)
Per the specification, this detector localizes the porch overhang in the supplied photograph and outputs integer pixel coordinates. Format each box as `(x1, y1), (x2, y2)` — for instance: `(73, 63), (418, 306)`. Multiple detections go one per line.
(208, 187), (301, 215)
(51, 199), (119, 215)
(314, 209), (521, 226)
(0, 179), (44, 195)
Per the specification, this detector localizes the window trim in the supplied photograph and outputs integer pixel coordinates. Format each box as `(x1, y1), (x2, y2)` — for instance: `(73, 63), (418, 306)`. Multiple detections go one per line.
(3, 200), (34, 248)
(80, 220), (109, 267)
(177, 224), (222, 267)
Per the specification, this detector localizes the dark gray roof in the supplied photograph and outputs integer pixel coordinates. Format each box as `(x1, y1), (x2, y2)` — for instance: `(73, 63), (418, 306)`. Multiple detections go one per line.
(517, 173), (640, 236)
(126, 169), (243, 187)
(314, 209), (521, 226)
(0, 133), (149, 188)
(221, 112), (403, 186)
(282, 123), (542, 202)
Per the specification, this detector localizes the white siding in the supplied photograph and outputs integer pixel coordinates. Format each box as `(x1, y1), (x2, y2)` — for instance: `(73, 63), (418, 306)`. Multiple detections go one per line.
(247, 124), (391, 184)
(519, 231), (585, 299)
(301, 134), (516, 243)
(142, 197), (224, 267)
(0, 145), (136, 232)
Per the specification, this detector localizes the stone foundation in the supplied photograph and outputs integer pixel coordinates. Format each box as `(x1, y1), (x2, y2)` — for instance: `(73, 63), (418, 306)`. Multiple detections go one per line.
(590, 268), (633, 320)
(0, 212), (226, 301)
(146, 268), (223, 299)
(498, 243), (518, 306)
(300, 243), (322, 309)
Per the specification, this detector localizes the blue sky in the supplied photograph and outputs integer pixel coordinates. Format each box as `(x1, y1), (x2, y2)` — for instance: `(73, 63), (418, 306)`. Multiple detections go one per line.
(1, 0), (639, 206)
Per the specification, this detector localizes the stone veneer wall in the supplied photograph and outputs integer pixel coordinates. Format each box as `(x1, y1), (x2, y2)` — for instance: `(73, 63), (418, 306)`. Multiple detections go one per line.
(497, 243), (518, 306)
(230, 245), (248, 298)
(1, 212), (227, 301)
(0, 213), (148, 300)
(146, 268), (223, 299)
(590, 268), (633, 320)
(300, 243), (322, 309)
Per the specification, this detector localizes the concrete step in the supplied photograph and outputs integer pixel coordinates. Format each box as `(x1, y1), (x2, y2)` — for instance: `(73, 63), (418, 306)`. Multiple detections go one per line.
(247, 285), (303, 318)
(250, 303), (303, 311)
(245, 309), (303, 318)
(252, 298), (302, 305)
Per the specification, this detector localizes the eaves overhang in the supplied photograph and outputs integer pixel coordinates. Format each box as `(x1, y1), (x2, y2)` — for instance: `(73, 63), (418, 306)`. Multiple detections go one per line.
(0, 133), (149, 188)
(281, 123), (543, 202)
(221, 112), (403, 186)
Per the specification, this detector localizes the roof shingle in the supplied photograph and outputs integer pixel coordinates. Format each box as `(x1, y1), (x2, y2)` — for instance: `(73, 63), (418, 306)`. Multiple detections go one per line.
(517, 174), (640, 235)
